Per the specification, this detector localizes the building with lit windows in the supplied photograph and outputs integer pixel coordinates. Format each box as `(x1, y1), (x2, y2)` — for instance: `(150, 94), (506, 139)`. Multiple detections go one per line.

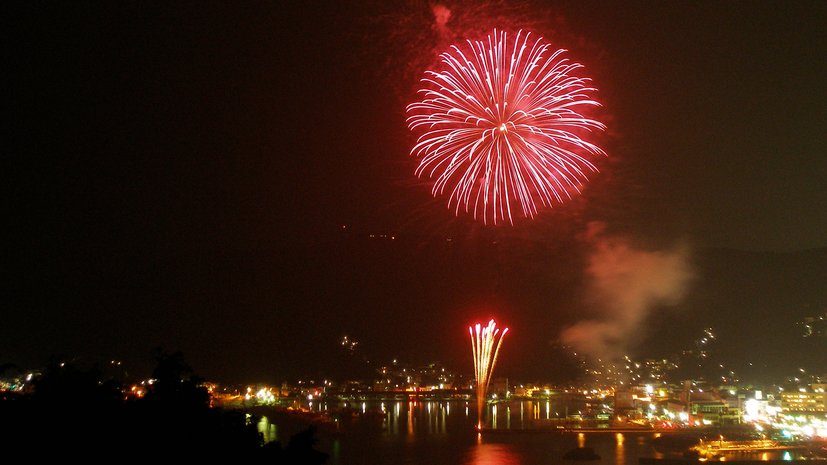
(781, 386), (827, 413)
(691, 400), (742, 425)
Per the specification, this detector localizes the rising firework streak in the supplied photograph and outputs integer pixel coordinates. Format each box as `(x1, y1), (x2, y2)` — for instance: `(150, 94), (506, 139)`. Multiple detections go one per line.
(408, 29), (606, 224)
(470, 319), (508, 429)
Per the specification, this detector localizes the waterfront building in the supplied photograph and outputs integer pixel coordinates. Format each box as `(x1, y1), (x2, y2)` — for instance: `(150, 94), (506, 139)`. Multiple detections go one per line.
(781, 387), (827, 413)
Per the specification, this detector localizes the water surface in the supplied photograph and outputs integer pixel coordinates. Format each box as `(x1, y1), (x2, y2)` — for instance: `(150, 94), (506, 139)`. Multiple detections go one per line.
(259, 399), (665, 465)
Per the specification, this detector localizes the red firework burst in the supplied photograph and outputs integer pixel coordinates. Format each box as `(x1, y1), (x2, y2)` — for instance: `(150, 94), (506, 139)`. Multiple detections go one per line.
(407, 29), (606, 225)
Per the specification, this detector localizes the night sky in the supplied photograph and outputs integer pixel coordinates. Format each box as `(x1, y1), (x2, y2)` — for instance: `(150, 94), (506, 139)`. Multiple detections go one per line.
(5, 2), (827, 384)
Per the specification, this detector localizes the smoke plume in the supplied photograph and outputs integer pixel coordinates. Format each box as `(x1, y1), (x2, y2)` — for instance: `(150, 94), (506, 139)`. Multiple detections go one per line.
(560, 222), (695, 361)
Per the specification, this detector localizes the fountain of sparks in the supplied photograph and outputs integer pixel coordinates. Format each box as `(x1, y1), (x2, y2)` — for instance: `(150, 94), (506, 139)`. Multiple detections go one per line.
(470, 319), (508, 429)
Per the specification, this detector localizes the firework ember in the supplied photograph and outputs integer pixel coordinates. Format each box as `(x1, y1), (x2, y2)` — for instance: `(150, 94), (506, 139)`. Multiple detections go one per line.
(470, 319), (508, 429)
(407, 29), (606, 224)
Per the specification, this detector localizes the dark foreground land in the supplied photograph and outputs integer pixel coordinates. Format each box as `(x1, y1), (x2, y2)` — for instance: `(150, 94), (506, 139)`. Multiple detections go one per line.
(0, 356), (327, 463)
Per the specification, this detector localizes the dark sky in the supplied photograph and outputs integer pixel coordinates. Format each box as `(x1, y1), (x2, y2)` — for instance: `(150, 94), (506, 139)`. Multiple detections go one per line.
(4, 2), (827, 384)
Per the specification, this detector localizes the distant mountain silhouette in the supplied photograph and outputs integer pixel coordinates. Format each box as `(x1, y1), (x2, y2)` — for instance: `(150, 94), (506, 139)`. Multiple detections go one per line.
(676, 247), (827, 382)
(6, 225), (825, 385)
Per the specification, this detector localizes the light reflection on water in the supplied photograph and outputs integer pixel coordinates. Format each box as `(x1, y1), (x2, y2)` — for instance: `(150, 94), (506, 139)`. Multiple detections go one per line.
(255, 414), (278, 443)
(259, 399), (664, 465)
(466, 438), (521, 465)
(615, 432), (626, 465)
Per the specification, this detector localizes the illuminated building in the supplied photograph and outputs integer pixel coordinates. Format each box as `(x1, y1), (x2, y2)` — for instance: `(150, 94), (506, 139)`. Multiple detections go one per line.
(691, 400), (742, 425)
(781, 385), (827, 413)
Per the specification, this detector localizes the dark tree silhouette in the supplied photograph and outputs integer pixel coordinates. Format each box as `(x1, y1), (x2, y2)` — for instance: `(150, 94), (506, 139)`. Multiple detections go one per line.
(0, 352), (328, 463)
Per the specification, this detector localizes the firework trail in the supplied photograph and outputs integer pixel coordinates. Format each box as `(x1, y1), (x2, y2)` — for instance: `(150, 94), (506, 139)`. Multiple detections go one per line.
(408, 29), (606, 225)
(470, 319), (508, 429)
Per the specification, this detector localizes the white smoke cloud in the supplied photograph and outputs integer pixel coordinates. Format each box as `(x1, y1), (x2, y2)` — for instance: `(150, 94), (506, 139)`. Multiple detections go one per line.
(560, 222), (695, 361)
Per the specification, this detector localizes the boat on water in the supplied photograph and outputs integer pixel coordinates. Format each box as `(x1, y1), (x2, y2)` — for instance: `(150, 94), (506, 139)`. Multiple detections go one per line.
(690, 438), (812, 460)
(640, 459), (816, 464)
(643, 437), (819, 462)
